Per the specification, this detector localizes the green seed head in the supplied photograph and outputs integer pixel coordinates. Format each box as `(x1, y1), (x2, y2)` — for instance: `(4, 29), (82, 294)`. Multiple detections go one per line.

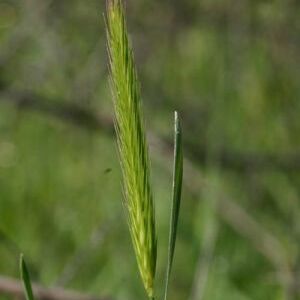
(106, 0), (157, 297)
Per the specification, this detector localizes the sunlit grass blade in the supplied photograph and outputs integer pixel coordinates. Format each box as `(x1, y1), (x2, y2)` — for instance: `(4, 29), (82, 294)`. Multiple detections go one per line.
(20, 254), (35, 300)
(164, 111), (183, 300)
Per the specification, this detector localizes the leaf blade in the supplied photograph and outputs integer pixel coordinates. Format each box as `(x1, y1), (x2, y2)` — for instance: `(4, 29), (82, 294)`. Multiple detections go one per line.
(20, 254), (35, 300)
(164, 111), (183, 300)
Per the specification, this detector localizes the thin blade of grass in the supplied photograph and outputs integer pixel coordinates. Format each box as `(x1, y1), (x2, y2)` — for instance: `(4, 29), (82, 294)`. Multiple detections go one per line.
(20, 254), (35, 300)
(164, 111), (183, 300)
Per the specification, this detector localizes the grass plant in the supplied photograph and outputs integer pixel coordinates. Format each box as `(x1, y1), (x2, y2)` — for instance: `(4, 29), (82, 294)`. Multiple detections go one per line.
(106, 0), (157, 297)
(20, 2), (183, 300)
(20, 254), (35, 300)
(106, 1), (183, 299)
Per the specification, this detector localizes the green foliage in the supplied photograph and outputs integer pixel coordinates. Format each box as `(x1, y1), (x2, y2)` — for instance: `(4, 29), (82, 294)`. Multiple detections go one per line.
(0, 0), (300, 299)
(20, 254), (35, 300)
(164, 111), (183, 300)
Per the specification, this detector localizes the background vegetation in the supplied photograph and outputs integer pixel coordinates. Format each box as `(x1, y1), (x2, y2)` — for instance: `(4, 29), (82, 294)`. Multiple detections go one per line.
(0, 0), (300, 299)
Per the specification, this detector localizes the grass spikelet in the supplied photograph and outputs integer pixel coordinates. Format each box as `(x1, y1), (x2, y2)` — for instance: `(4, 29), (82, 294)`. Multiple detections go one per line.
(106, 0), (157, 298)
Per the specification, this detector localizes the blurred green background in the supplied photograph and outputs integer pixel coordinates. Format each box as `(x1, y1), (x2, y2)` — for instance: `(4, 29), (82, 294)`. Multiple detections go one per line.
(0, 0), (300, 299)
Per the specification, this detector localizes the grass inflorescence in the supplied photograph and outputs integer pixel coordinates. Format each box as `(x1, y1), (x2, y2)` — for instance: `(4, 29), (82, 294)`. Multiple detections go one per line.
(18, 2), (183, 300)
(106, 0), (157, 298)
(106, 1), (183, 299)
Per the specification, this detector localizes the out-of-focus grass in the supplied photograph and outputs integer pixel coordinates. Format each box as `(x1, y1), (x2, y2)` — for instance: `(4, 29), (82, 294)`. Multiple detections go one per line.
(0, 0), (300, 299)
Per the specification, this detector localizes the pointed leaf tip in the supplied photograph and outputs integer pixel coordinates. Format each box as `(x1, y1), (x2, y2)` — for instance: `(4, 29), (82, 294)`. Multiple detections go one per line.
(164, 111), (183, 300)
(20, 254), (35, 300)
